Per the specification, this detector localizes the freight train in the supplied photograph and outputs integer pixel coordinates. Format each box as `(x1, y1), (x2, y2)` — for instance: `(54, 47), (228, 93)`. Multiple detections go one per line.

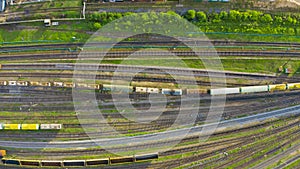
(0, 80), (299, 96)
(0, 124), (62, 130)
(209, 83), (299, 95)
(0, 80), (184, 96)
(1, 153), (159, 167)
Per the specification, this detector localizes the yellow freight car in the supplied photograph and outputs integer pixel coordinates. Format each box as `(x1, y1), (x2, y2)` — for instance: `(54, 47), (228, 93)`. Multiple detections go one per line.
(287, 83), (300, 90)
(4, 124), (21, 130)
(63, 82), (75, 88)
(268, 84), (287, 91)
(30, 81), (39, 86)
(38, 82), (52, 87)
(21, 124), (39, 130)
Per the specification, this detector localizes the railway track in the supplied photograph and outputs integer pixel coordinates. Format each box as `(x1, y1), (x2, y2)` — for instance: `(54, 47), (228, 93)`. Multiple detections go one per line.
(2, 115), (298, 169)
(1, 90), (300, 140)
(0, 63), (276, 79)
(0, 72), (250, 87)
(96, 118), (300, 169)
(7, 117), (297, 157)
(150, 120), (300, 169)
(201, 130), (300, 169)
(235, 132), (300, 169)
(3, 40), (300, 50)
(2, 50), (300, 59)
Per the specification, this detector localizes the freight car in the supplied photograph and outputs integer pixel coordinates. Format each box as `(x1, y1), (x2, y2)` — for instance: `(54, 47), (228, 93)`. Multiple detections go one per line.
(3, 124), (21, 130)
(161, 89), (182, 96)
(40, 124), (62, 130)
(209, 87), (240, 95)
(7, 81), (17, 86)
(21, 124), (39, 130)
(186, 88), (207, 95)
(240, 85), (269, 94)
(135, 87), (147, 93)
(268, 84), (287, 91)
(287, 83), (300, 90)
(102, 84), (134, 93)
(53, 82), (64, 87)
(135, 87), (160, 94)
(147, 87), (160, 93)
(38, 82), (52, 87)
(0, 81), (7, 85)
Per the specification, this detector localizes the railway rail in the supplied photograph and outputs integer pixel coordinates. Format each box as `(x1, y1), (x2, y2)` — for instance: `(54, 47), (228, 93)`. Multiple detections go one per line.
(1, 50), (300, 59)
(6, 117), (299, 158)
(3, 40), (300, 50)
(0, 72), (253, 87)
(0, 63), (276, 79)
(141, 120), (300, 169)
(1, 115), (298, 169)
(1, 90), (300, 140)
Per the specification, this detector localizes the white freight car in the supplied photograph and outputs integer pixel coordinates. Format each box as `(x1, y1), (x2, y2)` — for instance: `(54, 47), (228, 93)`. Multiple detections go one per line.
(135, 87), (147, 93)
(146, 88), (159, 94)
(210, 87), (240, 95)
(40, 124), (62, 130)
(8, 81), (17, 86)
(240, 85), (268, 93)
(17, 81), (28, 86)
(53, 82), (64, 87)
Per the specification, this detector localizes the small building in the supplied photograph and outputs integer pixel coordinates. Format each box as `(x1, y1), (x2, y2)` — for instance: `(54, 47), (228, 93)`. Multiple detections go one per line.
(44, 19), (51, 27)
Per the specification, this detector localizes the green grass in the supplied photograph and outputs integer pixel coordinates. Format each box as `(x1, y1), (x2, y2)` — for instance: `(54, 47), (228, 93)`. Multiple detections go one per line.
(0, 28), (89, 43)
(97, 58), (299, 74)
(8, 0), (82, 12)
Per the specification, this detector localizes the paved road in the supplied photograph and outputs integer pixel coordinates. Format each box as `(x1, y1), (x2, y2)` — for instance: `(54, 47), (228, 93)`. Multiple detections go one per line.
(251, 143), (300, 169)
(0, 104), (300, 149)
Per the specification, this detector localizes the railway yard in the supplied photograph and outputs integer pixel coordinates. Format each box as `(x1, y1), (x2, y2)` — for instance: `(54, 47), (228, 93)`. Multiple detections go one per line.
(0, 0), (300, 169)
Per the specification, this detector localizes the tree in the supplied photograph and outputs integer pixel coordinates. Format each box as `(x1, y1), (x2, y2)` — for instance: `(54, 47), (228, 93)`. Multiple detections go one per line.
(228, 10), (240, 21)
(196, 11), (207, 22)
(274, 16), (283, 24)
(166, 11), (181, 18)
(185, 10), (196, 21)
(93, 22), (101, 30)
(241, 12), (249, 22)
(260, 14), (273, 23)
(286, 16), (297, 25)
(219, 11), (228, 20)
(247, 10), (261, 22)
